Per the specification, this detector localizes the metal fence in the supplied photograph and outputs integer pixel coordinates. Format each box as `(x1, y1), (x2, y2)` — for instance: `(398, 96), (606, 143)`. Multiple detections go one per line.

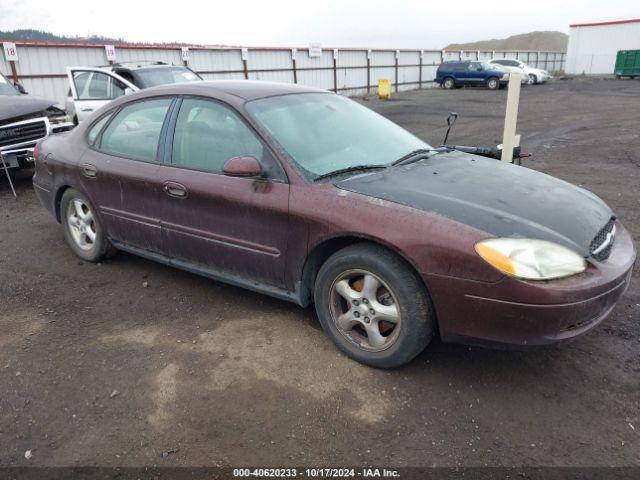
(1, 42), (566, 106)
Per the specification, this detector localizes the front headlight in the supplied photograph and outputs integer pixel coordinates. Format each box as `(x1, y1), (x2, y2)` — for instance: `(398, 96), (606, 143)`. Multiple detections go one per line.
(501, 73), (509, 80)
(49, 114), (71, 124)
(475, 238), (587, 280)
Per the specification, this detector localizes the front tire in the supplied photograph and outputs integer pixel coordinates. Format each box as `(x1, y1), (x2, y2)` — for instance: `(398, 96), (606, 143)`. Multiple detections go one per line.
(61, 188), (115, 262)
(314, 244), (435, 368)
(529, 74), (538, 84)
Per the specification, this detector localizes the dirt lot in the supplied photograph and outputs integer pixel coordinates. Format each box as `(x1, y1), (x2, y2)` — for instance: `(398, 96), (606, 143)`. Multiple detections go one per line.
(1, 77), (638, 469)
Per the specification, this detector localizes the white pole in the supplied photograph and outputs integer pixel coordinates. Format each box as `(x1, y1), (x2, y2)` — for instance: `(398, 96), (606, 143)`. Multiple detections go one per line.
(501, 72), (522, 163)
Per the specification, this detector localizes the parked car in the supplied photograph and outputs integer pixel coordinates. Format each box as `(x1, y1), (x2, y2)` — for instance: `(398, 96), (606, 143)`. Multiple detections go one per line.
(435, 61), (510, 90)
(484, 62), (529, 85)
(33, 81), (635, 368)
(488, 58), (552, 84)
(65, 61), (202, 124)
(0, 71), (74, 172)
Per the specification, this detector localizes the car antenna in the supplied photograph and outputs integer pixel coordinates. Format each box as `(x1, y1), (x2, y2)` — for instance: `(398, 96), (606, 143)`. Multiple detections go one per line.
(442, 112), (458, 145)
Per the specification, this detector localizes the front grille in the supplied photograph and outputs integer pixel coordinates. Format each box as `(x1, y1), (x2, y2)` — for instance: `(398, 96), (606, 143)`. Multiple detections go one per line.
(589, 218), (616, 261)
(0, 118), (48, 149)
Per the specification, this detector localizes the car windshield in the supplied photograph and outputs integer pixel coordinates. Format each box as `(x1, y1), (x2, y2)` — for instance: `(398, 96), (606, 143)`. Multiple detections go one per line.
(246, 93), (431, 179)
(0, 73), (19, 96)
(134, 67), (202, 88)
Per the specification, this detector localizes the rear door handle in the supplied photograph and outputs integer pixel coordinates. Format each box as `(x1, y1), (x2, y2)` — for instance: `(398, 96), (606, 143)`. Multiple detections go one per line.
(81, 163), (97, 178)
(163, 181), (187, 198)
(80, 107), (94, 112)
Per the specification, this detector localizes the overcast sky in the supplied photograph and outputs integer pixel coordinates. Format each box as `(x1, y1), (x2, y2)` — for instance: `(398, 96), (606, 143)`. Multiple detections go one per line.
(0, 0), (638, 48)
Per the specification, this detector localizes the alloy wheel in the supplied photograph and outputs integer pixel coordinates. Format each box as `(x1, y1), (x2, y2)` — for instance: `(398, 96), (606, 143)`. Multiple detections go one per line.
(67, 199), (97, 251)
(329, 269), (402, 352)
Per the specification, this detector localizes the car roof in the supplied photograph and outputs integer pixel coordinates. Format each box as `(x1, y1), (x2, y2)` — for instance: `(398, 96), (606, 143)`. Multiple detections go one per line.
(112, 62), (178, 70)
(143, 80), (328, 101)
(440, 60), (472, 65)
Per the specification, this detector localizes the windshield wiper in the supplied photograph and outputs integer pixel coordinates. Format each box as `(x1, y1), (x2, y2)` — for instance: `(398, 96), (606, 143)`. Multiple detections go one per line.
(314, 164), (387, 182)
(391, 148), (438, 166)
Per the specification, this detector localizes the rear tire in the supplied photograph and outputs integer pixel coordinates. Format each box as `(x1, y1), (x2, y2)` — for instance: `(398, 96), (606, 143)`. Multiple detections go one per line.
(486, 77), (500, 90)
(314, 243), (435, 368)
(442, 77), (455, 89)
(61, 188), (116, 262)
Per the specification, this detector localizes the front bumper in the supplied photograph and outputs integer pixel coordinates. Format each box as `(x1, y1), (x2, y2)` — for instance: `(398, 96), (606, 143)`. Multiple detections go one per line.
(425, 221), (636, 347)
(537, 72), (552, 82)
(0, 121), (73, 170)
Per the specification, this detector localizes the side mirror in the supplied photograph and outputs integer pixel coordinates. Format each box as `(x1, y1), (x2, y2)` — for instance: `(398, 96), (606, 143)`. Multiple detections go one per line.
(14, 82), (27, 94)
(124, 87), (134, 95)
(223, 156), (262, 177)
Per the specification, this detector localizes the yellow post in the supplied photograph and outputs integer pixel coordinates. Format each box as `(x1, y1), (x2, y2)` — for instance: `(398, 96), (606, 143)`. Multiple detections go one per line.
(378, 79), (391, 100)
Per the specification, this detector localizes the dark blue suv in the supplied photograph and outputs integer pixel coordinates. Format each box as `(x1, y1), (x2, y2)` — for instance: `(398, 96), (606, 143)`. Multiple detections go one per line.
(435, 61), (508, 90)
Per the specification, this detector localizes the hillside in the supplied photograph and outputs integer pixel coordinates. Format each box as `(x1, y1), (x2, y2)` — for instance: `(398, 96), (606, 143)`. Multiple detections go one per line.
(0, 29), (128, 44)
(444, 31), (568, 52)
(0, 29), (191, 46)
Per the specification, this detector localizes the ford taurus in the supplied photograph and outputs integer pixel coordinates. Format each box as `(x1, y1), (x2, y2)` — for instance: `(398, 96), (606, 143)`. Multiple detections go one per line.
(32, 81), (636, 368)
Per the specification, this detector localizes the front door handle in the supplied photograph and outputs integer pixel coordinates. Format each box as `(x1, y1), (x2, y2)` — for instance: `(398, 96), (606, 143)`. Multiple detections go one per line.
(81, 163), (97, 178)
(80, 107), (94, 112)
(163, 181), (187, 198)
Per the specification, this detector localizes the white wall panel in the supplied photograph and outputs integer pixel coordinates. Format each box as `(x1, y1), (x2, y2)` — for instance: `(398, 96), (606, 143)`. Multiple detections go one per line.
(249, 69), (295, 84)
(337, 67), (367, 90)
(567, 20), (640, 74)
(422, 51), (441, 65)
(248, 50), (292, 70)
(336, 50), (366, 68)
(1, 42), (565, 106)
(296, 69), (333, 90)
(296, 49), (333, 69)
(189, 49), (243, 72)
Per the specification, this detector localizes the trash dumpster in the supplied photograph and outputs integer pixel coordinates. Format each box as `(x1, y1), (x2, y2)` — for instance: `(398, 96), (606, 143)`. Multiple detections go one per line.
(614, 50), (640, 79)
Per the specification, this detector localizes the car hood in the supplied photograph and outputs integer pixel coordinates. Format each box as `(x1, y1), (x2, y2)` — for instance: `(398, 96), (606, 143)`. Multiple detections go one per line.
(336, 151), (612, 256)
(0, 95), (56, 123)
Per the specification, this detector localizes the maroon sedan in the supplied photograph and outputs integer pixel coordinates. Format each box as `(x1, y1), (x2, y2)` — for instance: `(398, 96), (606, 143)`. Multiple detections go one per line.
(33, 81), (635, 368)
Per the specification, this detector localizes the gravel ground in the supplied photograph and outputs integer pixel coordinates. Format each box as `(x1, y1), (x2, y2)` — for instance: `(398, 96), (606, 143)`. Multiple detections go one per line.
(0, 77), (638, 469)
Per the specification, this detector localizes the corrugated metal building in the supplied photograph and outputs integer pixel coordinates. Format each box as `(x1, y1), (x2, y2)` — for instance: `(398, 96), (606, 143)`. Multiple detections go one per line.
(566, 18), (640, 74)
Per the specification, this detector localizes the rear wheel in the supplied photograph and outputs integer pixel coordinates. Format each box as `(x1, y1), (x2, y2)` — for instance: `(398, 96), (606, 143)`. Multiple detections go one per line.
(314, 244), (435, 368)
(486, 77), (500, 90)
(442, 77), (455, 89)
(61, 188), (115, 262)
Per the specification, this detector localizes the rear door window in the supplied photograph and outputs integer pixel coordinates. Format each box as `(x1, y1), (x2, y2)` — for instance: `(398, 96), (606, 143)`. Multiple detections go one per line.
(99, 98), (172, 161)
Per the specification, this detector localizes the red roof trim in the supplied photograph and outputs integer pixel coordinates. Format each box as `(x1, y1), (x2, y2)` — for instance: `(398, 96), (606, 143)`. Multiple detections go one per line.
(570, 18), (640, 28)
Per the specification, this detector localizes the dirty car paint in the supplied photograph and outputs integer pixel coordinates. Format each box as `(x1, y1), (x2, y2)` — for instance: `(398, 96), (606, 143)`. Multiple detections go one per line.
(337, 150), (613, 257)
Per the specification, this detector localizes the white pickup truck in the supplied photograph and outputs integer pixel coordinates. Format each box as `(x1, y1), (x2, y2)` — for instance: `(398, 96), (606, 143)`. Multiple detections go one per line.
(66, 61), (202, 123)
